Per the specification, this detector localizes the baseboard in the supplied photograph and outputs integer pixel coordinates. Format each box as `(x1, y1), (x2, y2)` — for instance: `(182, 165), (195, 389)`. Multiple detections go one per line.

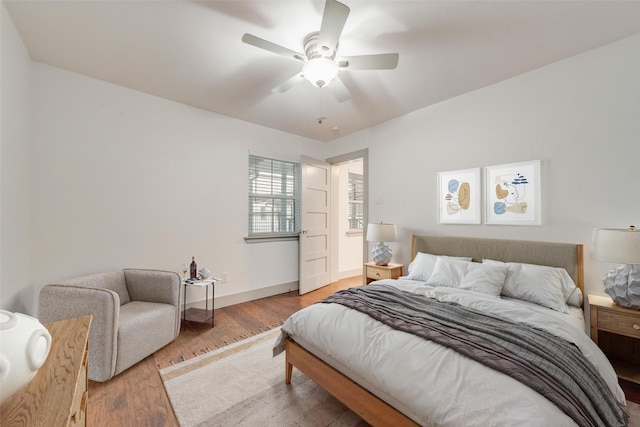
(182, 281), (299, 311)
(338, 268), (362, 280)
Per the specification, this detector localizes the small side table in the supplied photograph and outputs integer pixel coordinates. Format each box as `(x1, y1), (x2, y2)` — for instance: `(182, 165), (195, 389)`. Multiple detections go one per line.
(364, 262), (403, 284)
(183, 278), (217, 329)
(589, 294), (640, 384)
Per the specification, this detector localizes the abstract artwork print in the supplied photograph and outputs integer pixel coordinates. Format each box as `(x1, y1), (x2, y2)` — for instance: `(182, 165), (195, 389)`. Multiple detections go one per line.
(437, 168), (481, 224)
(485, 160), (541, 225)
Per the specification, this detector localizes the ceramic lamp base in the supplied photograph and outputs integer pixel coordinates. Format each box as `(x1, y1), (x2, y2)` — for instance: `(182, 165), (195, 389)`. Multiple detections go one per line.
(371, 242), (392, 266)
(604, 264), (640, 309)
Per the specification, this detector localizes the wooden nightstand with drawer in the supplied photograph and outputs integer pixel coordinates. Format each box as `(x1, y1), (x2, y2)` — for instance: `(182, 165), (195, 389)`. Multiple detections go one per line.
(364, 262), (403, 284)
(589, 294), (640, 384)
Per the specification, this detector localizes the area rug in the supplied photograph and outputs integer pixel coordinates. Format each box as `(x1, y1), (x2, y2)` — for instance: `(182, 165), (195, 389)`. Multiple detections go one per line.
(159, 328), (366, 427)
(160, 327), (640, 427)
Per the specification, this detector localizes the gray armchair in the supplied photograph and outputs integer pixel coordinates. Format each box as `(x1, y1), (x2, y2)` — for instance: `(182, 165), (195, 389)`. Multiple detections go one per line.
(38, 268), (181, 382)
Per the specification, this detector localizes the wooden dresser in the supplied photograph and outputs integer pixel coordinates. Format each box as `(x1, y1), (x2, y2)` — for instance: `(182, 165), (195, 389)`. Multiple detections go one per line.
(0, 315), (92, 427)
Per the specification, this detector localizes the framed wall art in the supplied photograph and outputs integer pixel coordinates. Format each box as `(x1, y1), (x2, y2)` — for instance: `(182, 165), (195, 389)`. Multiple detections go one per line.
(485, 160), (541, 225)
(437, 168), (481, 224)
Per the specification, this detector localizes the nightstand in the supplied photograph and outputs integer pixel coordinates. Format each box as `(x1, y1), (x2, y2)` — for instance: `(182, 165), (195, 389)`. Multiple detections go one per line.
(364, 262), (402, 284)
(589, 294), (640, 384)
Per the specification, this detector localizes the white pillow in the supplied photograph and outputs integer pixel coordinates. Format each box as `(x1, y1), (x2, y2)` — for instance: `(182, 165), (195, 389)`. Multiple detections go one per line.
(406, 252), (472, 281)
(459, 262), (509, 297)
(482, 259), (577, 313)
(426, 257), (508, 297)
(424, 257), (468, 287)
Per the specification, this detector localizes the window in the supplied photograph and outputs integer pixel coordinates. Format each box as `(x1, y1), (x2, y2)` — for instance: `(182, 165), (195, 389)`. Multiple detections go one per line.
(348, 172), (364, 230)
(248, 155), (300, 237)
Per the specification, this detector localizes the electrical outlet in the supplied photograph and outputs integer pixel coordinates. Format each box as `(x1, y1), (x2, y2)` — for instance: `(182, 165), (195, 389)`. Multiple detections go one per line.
(220, 272), (229, 283)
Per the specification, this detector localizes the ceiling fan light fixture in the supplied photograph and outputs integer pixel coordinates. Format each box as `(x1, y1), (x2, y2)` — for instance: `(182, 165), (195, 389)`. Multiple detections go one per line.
(242, 0), (397, 101)
(303, 57), (339, 88)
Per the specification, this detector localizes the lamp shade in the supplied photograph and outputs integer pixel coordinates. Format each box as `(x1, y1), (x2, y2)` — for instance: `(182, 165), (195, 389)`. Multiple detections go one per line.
(366, 223), (397, 243)
(591, 227), (640, 265)
(303, 57), (339, 88)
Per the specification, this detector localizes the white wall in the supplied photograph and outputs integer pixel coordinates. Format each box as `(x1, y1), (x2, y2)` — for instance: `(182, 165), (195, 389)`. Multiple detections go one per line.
(23, 63), (324, 314)
(326, 33), (640, 298)
(1, 2), (33, 314)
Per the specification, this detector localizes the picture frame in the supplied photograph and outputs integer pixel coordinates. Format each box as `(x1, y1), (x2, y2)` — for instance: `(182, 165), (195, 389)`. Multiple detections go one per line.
(437, 168), (481, 224)
(485, 160), (541, 225)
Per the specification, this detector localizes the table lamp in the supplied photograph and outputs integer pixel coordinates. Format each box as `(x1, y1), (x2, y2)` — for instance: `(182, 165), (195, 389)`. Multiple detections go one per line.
(366, 223), (397, 266)
(591, 225), (640, 308)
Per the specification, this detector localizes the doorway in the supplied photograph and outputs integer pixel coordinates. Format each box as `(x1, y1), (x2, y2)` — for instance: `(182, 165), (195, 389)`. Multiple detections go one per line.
(326, 149), (368, 284)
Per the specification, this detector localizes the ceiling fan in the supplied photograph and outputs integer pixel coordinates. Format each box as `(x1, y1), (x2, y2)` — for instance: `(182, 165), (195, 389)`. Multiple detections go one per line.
(242, 0), (399, 103)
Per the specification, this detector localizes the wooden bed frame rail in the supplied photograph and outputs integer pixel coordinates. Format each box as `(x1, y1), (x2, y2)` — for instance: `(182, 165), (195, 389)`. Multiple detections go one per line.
(285, 338), (419, 427)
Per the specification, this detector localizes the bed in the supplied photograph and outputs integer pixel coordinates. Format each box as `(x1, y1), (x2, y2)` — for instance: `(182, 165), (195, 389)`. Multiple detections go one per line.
(275, 235), (629, 427)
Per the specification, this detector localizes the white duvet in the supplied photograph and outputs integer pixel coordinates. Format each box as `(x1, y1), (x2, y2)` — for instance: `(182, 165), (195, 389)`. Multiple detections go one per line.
(279, 279), (626, 427)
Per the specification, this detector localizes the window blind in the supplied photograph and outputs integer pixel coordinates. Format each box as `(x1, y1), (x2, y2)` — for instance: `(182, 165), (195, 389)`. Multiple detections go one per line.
(248, 155), (300, 236)
(348, 172), (364, 230)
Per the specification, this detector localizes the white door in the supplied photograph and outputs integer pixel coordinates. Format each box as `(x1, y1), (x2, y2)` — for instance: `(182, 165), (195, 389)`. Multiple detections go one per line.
(299, 155), (331, 295)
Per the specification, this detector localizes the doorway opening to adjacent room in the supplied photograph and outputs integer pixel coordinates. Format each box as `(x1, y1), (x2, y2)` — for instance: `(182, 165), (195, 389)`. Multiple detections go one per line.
(330, 154), (365, 283)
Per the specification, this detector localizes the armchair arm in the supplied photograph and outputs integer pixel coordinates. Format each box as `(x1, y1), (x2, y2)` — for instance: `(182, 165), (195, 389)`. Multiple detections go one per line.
(38, 284), (119, 382)
(123, 269), (181, 307)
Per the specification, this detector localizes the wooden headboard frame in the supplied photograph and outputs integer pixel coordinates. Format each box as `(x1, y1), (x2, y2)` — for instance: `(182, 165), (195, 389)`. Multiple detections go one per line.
(410, 234), (584, 299)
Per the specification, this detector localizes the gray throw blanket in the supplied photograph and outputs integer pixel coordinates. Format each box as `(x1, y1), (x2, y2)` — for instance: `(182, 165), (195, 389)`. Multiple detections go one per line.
(321, 284), (627, 427)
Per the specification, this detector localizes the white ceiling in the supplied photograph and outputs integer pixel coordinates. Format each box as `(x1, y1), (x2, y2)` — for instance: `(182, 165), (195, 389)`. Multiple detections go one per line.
(5, 0), (640, 142)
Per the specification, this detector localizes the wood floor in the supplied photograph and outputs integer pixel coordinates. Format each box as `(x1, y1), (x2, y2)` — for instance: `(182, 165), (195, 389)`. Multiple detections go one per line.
(87, 275), (639, 426)
(87, 275), (361, 427)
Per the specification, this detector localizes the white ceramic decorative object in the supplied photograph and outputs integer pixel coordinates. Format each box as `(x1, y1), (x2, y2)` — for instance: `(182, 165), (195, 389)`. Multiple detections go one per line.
(0, 310), (52, 403)
(371, 242), (393, 266)
(603, 265), (640, 309)
(199, 267), (210, 279)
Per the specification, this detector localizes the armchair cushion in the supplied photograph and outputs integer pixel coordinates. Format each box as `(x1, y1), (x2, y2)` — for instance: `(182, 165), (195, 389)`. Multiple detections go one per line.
(116, 301), (176, 376)
(123, 268), (181, 336)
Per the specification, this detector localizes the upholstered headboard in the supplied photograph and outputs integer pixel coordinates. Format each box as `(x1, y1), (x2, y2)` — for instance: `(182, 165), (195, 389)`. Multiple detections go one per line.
(411, 234), (584, 297)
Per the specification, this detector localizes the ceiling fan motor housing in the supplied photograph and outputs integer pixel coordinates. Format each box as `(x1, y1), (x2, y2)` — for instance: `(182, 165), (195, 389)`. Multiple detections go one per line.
(304, 31), (336, 60)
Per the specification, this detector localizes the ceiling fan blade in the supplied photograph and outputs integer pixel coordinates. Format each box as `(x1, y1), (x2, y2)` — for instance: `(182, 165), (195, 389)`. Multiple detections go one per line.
(339, 53), (399, 70)
(271, 73), (305, 94)
(318, 0), (350, 54)
(329, 76), (351, 103)
(242, 33), (305, 61)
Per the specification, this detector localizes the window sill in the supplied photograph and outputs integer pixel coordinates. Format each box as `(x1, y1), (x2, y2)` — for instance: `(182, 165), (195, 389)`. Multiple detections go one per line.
(244, 234), (299, 244)
(346, 230), (364, 237)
